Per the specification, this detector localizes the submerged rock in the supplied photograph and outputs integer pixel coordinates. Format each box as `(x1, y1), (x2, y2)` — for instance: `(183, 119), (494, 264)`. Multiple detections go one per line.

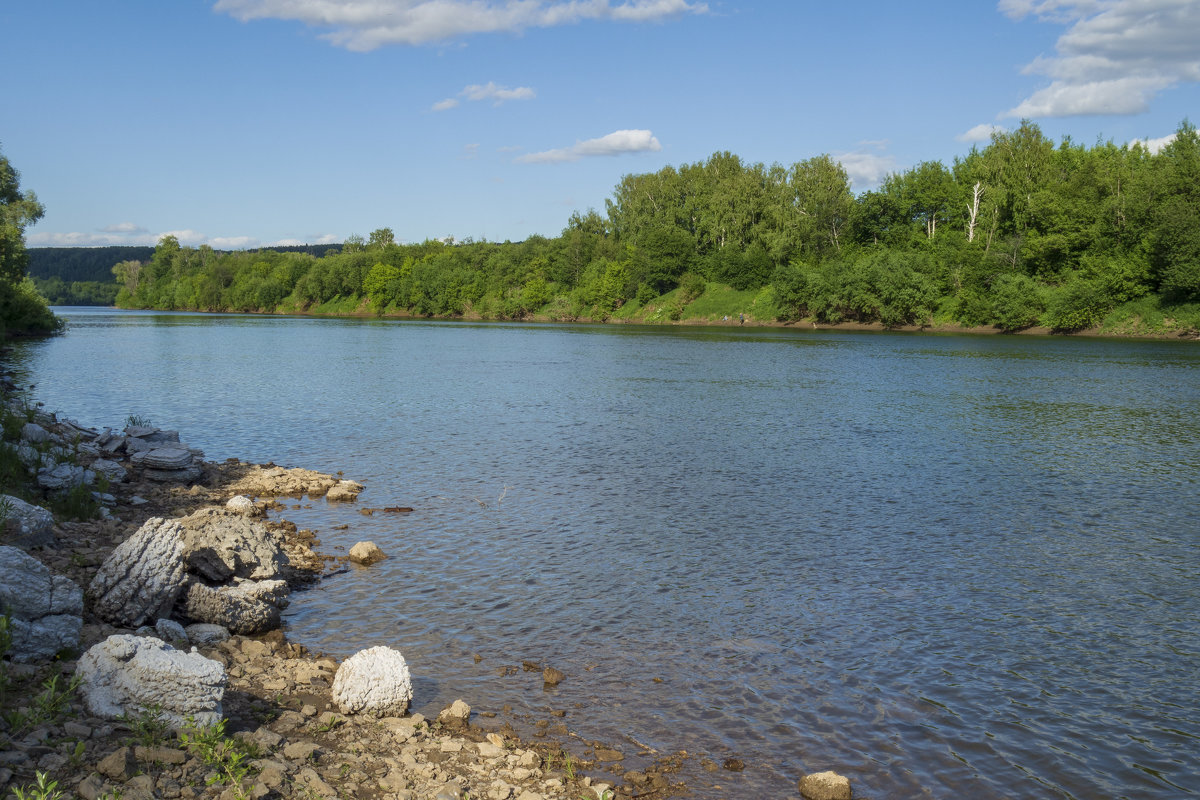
(349, 541), (385, 566)
(799, 770), (852, 800)
(326, 480), (365, 502)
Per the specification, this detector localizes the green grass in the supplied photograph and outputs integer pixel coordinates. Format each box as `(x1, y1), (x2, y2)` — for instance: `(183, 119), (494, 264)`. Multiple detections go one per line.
(682, 284), (762, 321)
(309, 295), (367, 316)
(1100, 295), (1200, 336)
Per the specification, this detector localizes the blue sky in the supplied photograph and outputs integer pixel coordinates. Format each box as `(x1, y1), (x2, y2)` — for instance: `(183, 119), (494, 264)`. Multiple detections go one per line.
(4, 0), (1198, 249)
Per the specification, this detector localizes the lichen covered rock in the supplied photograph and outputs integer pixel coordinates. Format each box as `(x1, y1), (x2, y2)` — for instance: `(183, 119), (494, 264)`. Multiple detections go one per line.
(331, 646), (413, 716)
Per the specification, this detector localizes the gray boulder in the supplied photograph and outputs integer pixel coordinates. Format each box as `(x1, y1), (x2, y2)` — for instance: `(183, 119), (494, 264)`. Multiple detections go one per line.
(37, 463), (95, 491)
(144, 465), (203, 483)
(0, 494), (56, 549)
(131, 447), (193, 470)
(90, 458), (127, 483)
(332, 646), (413, 716)
(75, 634), (225, 727)
(178, 508), (286, 582)
(184, 623), (230, 646)
(182, 579), (288, 635)
(20, 422), (51, 444)
(88, 517), (187, 627)
(0, 546), (82, 662)
(154, 618), (188, 644)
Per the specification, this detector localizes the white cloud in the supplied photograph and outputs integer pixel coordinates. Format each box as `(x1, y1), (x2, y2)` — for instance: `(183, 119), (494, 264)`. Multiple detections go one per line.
(214, 0), (707, 50)
(27, 228), (266, 249)
(209, 235), (261, 249)
(1130, 132), (1176, 152)
(462, 81), (535, 103)
(461, 143), (480, 159)
(434, 81), (535, 110)
(100, 222), (149, 234)
(957, 123), (1007, 142)
(28, 231), (138, 247)
(517, 129), (662, 163)
(833, 143), (896, 190)
(1001, 0), (1200, 117)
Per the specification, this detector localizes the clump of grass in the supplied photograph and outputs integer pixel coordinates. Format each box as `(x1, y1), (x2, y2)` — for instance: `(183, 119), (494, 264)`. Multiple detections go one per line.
(120, 703), (172, 748)
(9, 771), (67, 800)
(180, 716), (260, 799)
(47, 482), (101, 521)
(124, 414), (152, 428)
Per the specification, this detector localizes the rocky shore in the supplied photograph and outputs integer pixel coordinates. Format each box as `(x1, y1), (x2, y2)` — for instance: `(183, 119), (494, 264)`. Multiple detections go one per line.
(0, 373), (852, 800)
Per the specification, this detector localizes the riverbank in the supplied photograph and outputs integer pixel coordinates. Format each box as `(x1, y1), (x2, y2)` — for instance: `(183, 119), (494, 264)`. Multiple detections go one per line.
(0, 378), (731, 800)
(107, 296), (1200, 341)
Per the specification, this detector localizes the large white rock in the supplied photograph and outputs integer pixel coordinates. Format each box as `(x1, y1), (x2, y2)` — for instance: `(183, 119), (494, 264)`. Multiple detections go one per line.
(88, 517), (188, 627)
(178, 508), (286, 582)
(0, 546), (82, 662)
(75, 634), (225, 727)
(182, 579), (288, 635)
(331, 646), (413, 717)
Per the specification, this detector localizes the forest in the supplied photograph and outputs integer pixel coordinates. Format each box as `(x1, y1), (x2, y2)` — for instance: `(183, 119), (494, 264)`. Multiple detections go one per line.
(77, 121), (1200, 333)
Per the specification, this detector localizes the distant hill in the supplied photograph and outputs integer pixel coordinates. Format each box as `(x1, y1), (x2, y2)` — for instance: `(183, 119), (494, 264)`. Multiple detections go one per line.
(28, 246), (155, 283)
(28, 244), (345, 306)
(28, 244), (344, 284)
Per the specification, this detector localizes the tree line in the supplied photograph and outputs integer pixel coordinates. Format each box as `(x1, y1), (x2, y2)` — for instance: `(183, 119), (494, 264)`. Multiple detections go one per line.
(110, 119), (1200, 332)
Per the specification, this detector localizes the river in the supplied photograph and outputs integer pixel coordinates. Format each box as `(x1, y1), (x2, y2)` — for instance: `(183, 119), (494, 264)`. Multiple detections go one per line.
(9, 308), (1200, 798)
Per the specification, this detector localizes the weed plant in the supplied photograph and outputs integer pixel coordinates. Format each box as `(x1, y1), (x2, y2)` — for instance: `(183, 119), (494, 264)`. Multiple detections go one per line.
(179, 717), (260, 799)
(119, 704), (172, 748)
(8, 771), (67, 800)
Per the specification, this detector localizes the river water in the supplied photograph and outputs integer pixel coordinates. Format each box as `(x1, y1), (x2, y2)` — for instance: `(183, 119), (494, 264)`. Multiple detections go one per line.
(10, 308), (1200, 799)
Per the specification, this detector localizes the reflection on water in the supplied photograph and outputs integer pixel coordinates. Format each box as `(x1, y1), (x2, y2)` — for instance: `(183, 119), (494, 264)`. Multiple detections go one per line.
(11, 308), (1200, 798)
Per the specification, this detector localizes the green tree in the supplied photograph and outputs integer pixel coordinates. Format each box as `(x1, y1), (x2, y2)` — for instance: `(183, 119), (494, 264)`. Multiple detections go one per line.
(367, 227), (396, 250)
(0, 146), (60, 334)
